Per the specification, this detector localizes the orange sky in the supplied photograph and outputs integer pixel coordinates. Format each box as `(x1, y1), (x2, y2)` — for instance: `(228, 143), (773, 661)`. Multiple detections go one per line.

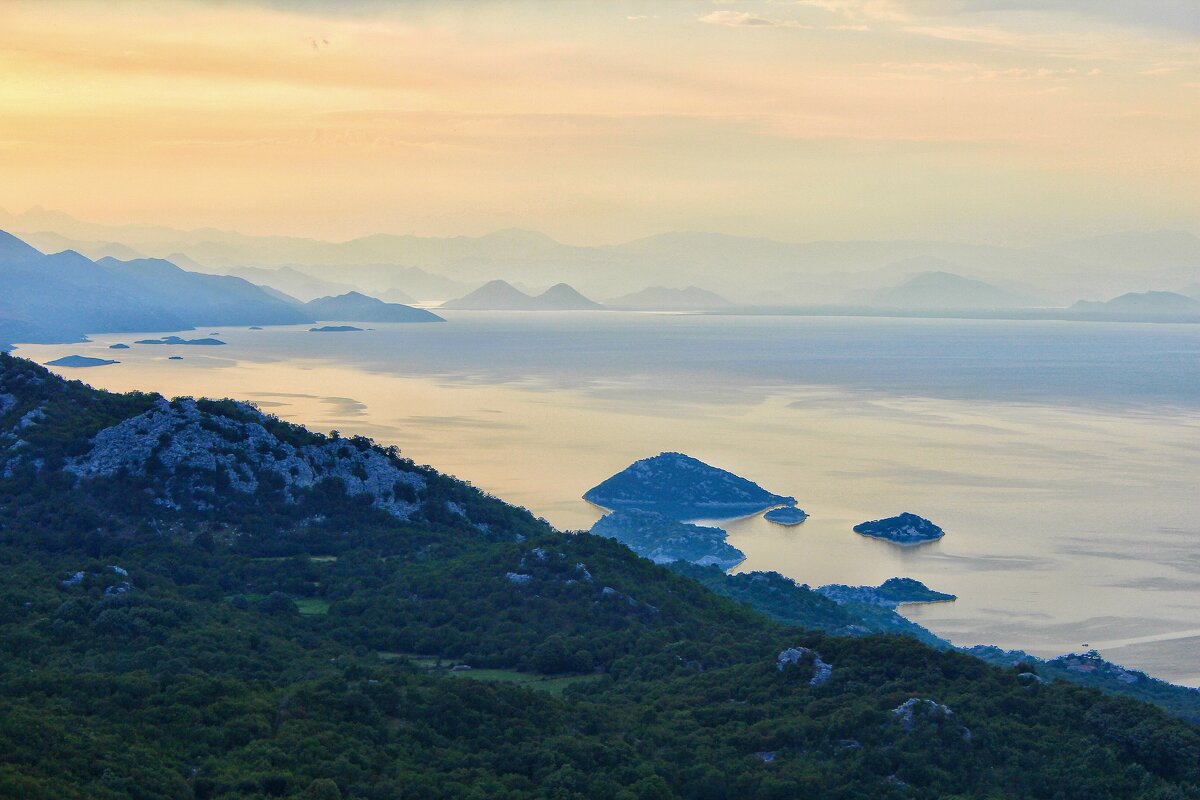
(1, 0), (1197, 244)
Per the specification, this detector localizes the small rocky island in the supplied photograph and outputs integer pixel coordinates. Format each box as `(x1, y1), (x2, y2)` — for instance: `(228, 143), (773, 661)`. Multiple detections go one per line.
(590, 509), (745, 569)
(134, 336), (225, 346)
(764, 506), (808, 526)
(584, 451), (795, 520)
(45, 355), (119, 368)
(853, 512), (944, 545)
(816, 578), (956, 608)
(310, 325), (364, 333)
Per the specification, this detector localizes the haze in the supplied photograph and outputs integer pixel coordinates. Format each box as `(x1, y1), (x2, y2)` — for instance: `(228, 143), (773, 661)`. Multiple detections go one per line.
(2, 0), (1198, 246)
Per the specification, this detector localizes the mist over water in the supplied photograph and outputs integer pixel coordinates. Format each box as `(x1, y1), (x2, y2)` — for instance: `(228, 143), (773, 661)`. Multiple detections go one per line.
(21, 312), (1200, 684)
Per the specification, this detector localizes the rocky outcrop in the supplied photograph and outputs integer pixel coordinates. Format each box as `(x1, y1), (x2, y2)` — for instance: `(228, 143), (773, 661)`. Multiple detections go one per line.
(64, 397), (424, 518)
(892, 698), (971, 741)
(853, 513), (944, 545)
(776, 646), (832, 686)
(584, 452), (794, 520)
(817, 578), (956, 608)
(590, 509), (745, 569)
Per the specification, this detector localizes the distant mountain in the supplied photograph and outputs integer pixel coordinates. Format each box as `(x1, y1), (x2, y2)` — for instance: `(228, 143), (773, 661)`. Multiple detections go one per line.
(304, 291), (444, 323)
(606, 285), (731, 311)
(535, 283), (604, 310)
(1181, 283), (1200, 300)
(229, 266), (359, 303)
(1070, 291), (1200, 318)
(376, 286), (418, 305)
(441, 279), (534, 310)
(441, 280), (603, 311)
(0, 230), (313, 348)
(859, 270), (1033, 309)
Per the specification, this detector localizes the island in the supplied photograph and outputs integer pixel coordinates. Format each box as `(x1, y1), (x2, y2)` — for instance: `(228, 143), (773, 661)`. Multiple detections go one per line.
(590, 509), (745, 569)
(109, 343), (130, 350)
(816, 578), (956, 608)
(134, 336), (225, 346)
(764, 506), (808, 525)
(584, 451), (795, 520)
(309, 325), (364, 333)
(45, 355), (119, 368)
(853, 512), (944, 545)
(167, 356), (183, 360)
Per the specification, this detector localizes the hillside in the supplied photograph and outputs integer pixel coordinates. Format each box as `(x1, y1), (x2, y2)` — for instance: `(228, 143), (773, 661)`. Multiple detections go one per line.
(0, 230), (312, 347)
(2, 352), (1200, 798)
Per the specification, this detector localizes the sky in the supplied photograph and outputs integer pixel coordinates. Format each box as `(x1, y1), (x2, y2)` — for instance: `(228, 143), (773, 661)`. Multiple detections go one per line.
(0, 0), (1197, 245)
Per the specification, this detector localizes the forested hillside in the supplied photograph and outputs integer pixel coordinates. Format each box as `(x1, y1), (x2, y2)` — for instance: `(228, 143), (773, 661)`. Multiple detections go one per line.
(2, 352), (1200, 799)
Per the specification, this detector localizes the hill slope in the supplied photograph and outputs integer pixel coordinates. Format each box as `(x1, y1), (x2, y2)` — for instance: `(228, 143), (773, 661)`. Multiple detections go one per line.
(1, 353), (1200, 798)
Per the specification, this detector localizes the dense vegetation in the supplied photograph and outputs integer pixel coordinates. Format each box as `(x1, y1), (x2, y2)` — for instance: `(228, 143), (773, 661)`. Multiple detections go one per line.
(3, 352), (1200, 799)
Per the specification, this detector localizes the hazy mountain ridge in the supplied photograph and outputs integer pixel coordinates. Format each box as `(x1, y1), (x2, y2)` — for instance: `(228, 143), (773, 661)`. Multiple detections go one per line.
(0, 230), (313, 347)
(856, 269), (1037, 309)
(605, 285), (731, 311)
(8, 208), (1197, 304)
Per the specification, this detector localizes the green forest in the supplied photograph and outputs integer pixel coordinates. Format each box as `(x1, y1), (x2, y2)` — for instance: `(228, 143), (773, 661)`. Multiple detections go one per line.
(2, 352), (1200, 799)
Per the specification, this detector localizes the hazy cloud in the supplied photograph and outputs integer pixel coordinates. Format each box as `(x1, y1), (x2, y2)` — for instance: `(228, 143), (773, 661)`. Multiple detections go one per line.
(699, 10), (805, 27)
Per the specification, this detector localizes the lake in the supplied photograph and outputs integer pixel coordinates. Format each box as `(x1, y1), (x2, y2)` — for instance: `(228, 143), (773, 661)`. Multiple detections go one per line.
(18, 312), (1200, 684)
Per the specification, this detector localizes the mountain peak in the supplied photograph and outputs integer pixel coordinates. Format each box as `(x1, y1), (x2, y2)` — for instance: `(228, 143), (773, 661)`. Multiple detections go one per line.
(534, 283), (603, 310)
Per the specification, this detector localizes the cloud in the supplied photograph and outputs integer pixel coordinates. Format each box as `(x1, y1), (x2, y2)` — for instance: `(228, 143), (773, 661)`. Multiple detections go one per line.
(699, 10), (811, 28)
(792, 0), (910, 22)
(700, 10), (775, 26)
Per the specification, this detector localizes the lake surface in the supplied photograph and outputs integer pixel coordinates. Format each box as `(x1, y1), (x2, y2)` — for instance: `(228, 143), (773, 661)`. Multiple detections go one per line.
(18, 312), (1200, 684)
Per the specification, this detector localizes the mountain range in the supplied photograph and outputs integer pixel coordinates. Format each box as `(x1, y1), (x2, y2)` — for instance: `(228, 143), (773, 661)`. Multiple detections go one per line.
(6, 206), (1198, 305)
(0, 230), (310, 348)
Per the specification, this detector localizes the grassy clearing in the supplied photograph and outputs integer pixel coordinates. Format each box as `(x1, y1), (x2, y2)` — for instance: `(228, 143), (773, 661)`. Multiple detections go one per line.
(376, 653), (600, 694)
(295, 598), (331, 616)
(250, 555), (338, 563)
(224, 594), (267, 603)
(447, 668), (602, 695)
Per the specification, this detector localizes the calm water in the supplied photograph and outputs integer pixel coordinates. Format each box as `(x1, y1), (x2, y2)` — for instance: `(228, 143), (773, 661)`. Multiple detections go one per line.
(18, 313), (1200, 684)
